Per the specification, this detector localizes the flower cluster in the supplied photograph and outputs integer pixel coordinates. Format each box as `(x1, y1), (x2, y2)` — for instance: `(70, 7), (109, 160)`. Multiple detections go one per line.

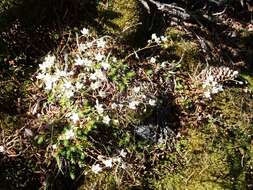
(91, 149), (128, 174)
(36, 28), (162, 132)
(202, 75), (224, 99)
(199, 66), (239, 99)
(36, 29), (175, 177)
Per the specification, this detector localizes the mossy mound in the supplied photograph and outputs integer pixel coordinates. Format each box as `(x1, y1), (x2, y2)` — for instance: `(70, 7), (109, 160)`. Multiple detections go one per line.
(150, 88), (253, 189)
(164, 27), (200, 73)
(98, 0), (141, 43)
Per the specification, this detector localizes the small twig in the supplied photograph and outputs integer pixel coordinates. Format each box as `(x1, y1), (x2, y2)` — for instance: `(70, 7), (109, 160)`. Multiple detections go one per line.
(123, 44), (159, 62)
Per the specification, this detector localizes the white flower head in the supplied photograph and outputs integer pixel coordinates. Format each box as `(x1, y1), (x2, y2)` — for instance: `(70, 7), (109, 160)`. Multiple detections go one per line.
(97, 38), (107, 48)
(121, 162), (127, 169)
(70, 113), (79, 124)
(95, 53), (104, 62)
(81, 27), (89, 36)
(55, 69), (68, 77)
(95, 69), (107, 81)
(83, 58), (92, 67)
(75, 82), (84, 90)
(120, 149), (127, 158)
(95, 100), (104, 115)
(78, 43), (87, 51)
(133, 86), (141, 93)
(64, 128), (75, 140)
(203, 90), (211, 99)
(91, 81), (102, 90)
(65, 89), (74, 98)
(98, 91), (106, 98)
(150, 57), (156, 64)
(64, 81), (73, 89)
(91, 164), (102, 174)
(148, 99), (156, 106)
(43, 74), (58, 91)
(151, 33), (157, 40)
(111, 103), (117, 109)
(102, 159), (113, 168)
(52, 144), (57, 149)
(102, 115), (111, 125)
(101, 61), (110, 70)
(75, 56), (85, 66)
(89, 69), (106, 81)
(39, 55), (55, 71)
(0, 145), (5, 153)
(128, 100), (139, 110)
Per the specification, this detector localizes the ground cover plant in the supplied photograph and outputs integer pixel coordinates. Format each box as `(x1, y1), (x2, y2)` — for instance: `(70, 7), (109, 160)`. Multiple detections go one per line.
(0, 0), (253, 189)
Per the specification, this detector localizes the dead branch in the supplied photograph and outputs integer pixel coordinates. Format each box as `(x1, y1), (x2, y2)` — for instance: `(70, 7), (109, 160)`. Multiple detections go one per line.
(140, 0), (190, 20)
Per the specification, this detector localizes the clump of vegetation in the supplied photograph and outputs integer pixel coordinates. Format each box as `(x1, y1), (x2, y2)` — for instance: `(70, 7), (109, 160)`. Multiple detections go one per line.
(32, 27), (181, 182)
(1, 0), (253, 189)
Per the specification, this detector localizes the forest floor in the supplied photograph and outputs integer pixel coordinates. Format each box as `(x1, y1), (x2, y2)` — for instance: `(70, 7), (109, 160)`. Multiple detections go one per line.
(0, 1), (253, 189)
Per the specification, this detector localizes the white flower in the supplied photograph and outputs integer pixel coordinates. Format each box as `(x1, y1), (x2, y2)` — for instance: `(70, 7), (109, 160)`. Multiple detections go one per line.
(81, 27), (89, 36)
(91, 164), (102, 174)
(121, 162), (127, 169)
(120, 149), (127, 158)
(86, 42), (93, 48)
(112, 57), (117, 62)
(98, 91), (106, 98)
(24, 128), (33, 137)
(79, 43), (88, 51)
(75, 56), (85, 66)
(70, 113), (79, 124)
(75, 82), (84, 90)
(95, 100), (104, 115)
(111, 103), (117, 109)
(65, 90), (74, 98)
(0, 145), (5, 153)
(203, 90), (211, 99)
(161, 35), (168, 42)
(95, 53), (104, 62)
(102, 159), (113, 168)
(90, 69), (107, 81)
(102, 115), (111, 125)
(96, 70), (107, 81)
(128, 100), (139, 110)
(36, 72), (45, 80)
(52, 144), (57, 149)
(91, 81), (102, 90)
(233, 70), (239, 76)
(37, 73), (58, 90)
(97, 38), (107, 48)
(151, 33), (157, 40)
(112, 157), (122, 163)
(83, 58), (92, 67)
(39, 55), (55, 71)
(101, 61), (110, 70)
(150, 57), (156, 64)
(211, 84), (223, 94)
(133, 86), (141, 93)
(148, 99), (156, 106)
(64, 81), (73, 89)
(65, 128), (75, 140)
(55, 69), (68, 77)
(151, 33), (160, 43)
(44, 74), (58, 90)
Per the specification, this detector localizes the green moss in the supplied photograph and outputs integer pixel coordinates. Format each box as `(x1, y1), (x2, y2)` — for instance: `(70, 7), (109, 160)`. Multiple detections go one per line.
(164, 27), (199, 73)
(78, 172), (117, 190)
(150, 87), (253, 189)
(98, 0), (141, 42)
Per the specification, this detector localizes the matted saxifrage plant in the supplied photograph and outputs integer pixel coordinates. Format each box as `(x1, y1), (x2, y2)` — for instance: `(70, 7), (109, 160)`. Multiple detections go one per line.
(35, 28), (177, 177)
